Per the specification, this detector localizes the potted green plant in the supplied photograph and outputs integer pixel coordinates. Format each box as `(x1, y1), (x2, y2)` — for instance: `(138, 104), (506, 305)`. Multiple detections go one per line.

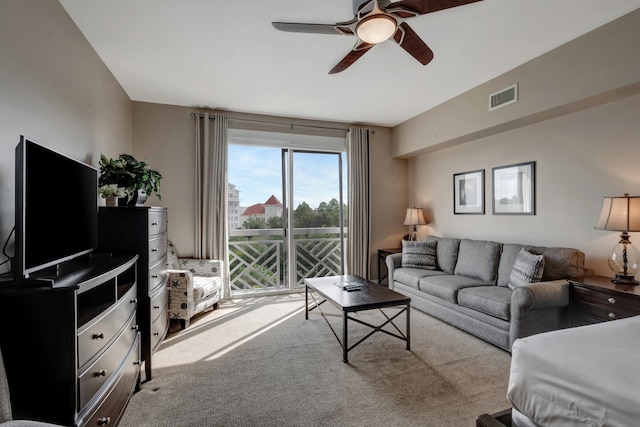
(98, 154), (162, 206)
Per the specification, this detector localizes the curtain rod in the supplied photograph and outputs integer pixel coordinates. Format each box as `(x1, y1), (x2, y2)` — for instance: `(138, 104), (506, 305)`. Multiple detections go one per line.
(191, 112), (353, 132)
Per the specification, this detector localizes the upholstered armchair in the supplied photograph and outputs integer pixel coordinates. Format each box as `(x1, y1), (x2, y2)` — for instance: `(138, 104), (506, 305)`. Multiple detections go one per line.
(167, 241), (224, 329)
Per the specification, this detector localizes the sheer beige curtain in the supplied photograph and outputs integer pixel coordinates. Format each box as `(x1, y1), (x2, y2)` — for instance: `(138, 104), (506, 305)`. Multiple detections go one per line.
(346, 127), (371, 278)
(194, 113), (229, 295)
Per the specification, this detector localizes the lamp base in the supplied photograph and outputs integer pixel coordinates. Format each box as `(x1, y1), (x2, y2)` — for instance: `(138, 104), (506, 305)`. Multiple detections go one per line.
(612, 274), (639, 285)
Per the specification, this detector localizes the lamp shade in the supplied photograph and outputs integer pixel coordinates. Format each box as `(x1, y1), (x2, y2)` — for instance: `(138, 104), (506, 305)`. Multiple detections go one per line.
(356, 15), (397, 44)
(404, 207), (427, 226)
(595, 193), (640, 285)
(594, 194), (640, 232)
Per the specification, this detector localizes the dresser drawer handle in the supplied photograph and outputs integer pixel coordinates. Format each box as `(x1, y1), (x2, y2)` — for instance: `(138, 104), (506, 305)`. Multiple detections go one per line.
(608, 297), (616, 304)
(154, 332), (160, 336)
(608, 312), (616, 319)
(153, 305), (160, 309)
(95, 369), (108, 377)
(130, 298), (137, 304)
(92, 332), (105, 340)
(132, 325), (139, 331)
(152, 275), (158, 278)
(99, 416), (111, 426)
(151, 222), (159, 226)
(151, 248), (158, 252)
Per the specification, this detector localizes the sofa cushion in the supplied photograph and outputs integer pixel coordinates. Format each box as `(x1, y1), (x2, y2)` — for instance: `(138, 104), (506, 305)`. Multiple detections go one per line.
(497, 243), (526, 287)
(528, 246), (585, 281)
(393, 267), (447, 289)
(453, 239), (502, 284)
(419, 275), (490, 304)
(426, 236), (460, 274)
(458, 286), (512, 321)
(509, 248), (545, 290)
(401, 240), (437, 270)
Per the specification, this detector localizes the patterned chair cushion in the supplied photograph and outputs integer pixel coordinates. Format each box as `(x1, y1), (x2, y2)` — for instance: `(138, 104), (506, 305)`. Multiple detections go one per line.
(193, 276), (222, 301)
(179, 258), (222, 276)
(167, 241), (180, 269)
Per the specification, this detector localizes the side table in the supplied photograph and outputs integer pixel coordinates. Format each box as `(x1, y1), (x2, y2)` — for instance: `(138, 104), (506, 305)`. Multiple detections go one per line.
(377, 247), (402, 285)
(569, 275), (640, 327)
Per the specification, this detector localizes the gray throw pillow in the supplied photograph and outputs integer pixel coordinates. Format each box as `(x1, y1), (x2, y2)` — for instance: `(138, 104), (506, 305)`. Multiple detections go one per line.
(401, 240), (437, 270)
(508, 248), (545, 290)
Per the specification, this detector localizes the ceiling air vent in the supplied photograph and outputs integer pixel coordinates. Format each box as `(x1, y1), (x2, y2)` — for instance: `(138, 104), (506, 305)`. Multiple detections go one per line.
(489, 83), (518, 111)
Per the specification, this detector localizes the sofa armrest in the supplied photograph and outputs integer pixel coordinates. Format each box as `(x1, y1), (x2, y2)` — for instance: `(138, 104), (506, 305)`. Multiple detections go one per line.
(510, 279), (571, 349)
(168, 268), (194, 281)
(511, 279), (570, 310)
(385, 253), (403, 289)
(168, 270), (195, 319)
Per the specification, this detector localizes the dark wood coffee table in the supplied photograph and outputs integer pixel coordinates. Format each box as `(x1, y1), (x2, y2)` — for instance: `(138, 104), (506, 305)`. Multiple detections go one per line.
(304, 275), (411, 363)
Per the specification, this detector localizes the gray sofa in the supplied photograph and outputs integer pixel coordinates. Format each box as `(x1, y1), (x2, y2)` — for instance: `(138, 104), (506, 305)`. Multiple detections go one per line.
(386, 236), (586, 351)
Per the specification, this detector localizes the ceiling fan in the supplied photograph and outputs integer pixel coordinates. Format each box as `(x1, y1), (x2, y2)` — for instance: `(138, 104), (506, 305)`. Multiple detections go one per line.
(272, 0), (483, 74)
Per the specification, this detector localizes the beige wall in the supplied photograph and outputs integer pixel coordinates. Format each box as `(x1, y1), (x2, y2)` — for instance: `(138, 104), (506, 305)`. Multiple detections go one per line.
(393, 9), (640, 158)
(0, 0), (132, 274)
(0, 0), (406, 282)
(368, 126), (409, 276)
(132, 102), (407, 279)
(132, 102), (193, 253)
(393, 9), (640, 277)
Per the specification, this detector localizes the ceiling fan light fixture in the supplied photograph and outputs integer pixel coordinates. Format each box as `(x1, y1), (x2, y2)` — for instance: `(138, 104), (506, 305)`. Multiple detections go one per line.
(356, 15), (396, 44)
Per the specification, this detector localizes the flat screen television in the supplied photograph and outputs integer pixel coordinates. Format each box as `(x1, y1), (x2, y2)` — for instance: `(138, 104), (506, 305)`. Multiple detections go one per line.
(13, 136), (98, 278)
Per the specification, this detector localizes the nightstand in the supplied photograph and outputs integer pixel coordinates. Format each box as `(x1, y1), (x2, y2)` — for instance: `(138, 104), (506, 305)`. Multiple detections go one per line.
(378, 247), (402, 285)
(569, 275), (640, 327)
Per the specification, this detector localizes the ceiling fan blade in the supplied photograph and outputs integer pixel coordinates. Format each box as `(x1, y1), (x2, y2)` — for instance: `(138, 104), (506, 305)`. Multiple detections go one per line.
(390, 0), (482, 15)
(272, 22), (348, 35)
(353, 0), (376, 15)
(393, 23), (434, 65)
(328, 42), (374, 74)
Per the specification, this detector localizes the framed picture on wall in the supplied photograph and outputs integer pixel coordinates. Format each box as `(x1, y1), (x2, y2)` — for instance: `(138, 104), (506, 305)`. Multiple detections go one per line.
(453, 169), (485, 214)
(492, 161), (536, 215)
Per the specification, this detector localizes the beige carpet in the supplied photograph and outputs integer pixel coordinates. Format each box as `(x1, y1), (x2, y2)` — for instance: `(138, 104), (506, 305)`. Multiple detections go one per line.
(119, 294), (511, 427)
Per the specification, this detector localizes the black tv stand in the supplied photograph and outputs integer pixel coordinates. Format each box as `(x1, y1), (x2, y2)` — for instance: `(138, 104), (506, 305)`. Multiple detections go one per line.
(0, 254), (140, 426)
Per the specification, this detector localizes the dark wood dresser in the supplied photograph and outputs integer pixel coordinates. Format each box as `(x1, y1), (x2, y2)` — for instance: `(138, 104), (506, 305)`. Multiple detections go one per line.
(98, 206), (169, 382)
(569, 275), (640, 326)
(0, 254), (140, 426)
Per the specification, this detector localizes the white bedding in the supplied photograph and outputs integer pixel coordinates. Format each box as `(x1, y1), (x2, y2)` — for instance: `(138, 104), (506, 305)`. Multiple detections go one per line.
(507, 315), (640, 427)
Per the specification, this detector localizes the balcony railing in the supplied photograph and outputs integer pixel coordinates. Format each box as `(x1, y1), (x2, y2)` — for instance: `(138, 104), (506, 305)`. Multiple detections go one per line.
(228, 227), (344, 295)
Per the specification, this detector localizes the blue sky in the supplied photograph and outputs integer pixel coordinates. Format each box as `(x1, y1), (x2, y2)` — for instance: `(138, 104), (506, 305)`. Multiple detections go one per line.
(228, 145), (345, 209)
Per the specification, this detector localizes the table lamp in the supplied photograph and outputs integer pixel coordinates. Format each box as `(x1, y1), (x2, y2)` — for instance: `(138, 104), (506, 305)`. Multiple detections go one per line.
(594, 193), (640, 285)
(404, 207), (426, 241)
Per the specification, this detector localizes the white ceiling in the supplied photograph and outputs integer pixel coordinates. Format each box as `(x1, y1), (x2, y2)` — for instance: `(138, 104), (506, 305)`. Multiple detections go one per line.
(59, 0), (640, 128)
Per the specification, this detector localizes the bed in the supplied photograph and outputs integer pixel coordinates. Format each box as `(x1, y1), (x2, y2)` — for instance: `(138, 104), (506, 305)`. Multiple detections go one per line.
(507, 315), (640, 426)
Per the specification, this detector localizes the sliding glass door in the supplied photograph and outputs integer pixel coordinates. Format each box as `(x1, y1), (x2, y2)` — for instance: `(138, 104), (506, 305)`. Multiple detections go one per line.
(284, 150), (345, 289)
(227, 145), (284, 294)
(227, 132), (346, 297)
